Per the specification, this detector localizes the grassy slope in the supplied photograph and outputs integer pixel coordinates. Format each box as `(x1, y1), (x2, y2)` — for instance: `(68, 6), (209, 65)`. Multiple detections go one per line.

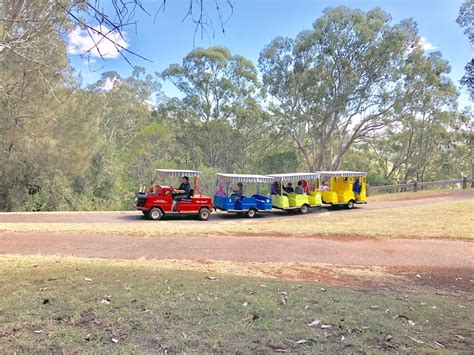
(0, 256), (471, 353)
(2, 200), (473, 239)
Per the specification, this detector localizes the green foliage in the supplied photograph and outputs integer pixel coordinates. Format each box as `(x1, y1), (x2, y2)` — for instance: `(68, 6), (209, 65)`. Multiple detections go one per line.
(457, 0), (474, 100)
(0, 5), (470, 211)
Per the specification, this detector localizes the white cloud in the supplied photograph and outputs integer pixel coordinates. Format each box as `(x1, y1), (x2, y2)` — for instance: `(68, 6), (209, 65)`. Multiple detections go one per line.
(67, 25), (129, 59)
(83, 58), (96, 65)
(102, 76), (118, 91)
(418, 37), (437, 51)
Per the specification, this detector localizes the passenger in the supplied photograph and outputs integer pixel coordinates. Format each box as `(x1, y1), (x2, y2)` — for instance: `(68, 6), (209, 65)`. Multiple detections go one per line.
(172, 176), (191, 211)
(320, 181), (329, 191)
(302, 179), (311, 193)
(231, 182), (244, 202)
(214, 182), (226, 196)
(283, 182), (294, 194)
(353, 178), (362, 200)
(271, 181), (281, 196)
(295, 180), (305, 194)
(152, 184), (161, 194)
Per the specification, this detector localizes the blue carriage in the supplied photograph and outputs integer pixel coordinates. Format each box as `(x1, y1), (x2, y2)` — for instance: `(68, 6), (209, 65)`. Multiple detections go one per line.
(213, 173), (274, 218)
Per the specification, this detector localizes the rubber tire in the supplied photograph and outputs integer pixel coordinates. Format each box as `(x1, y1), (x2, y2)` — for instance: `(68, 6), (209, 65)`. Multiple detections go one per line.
(199, 208), (211, 221)
(147, 207), (162, 220)
(347, 200), (355, 209)
(300, 204), (310, 214)
(246, 209), (257, 218)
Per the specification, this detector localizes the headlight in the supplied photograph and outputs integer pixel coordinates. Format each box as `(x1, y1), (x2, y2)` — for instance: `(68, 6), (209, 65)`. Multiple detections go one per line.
(135, 197), (138, 202)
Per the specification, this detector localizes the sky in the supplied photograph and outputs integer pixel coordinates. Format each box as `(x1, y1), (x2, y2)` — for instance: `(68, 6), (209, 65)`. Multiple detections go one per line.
(68, 0), (473, 107)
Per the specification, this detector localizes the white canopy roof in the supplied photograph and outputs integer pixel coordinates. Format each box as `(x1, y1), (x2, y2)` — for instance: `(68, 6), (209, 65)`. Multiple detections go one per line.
(216, 173), (274, 183)
(156, 169), (200, 177)
(318, 171), (367, 177)
(267, 172), (320, 181)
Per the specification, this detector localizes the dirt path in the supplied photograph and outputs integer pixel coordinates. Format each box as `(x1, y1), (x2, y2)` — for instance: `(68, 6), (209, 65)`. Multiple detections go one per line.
(1, 191), (473, 284)
(1, 231), (472, 270)
(1, 189), (473, 224)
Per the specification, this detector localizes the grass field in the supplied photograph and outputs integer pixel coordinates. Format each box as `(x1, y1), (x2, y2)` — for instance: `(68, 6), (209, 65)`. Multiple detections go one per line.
(2, 200), (473, 240)
(0, 256), (471, 353)
(368, 188), (470, 201)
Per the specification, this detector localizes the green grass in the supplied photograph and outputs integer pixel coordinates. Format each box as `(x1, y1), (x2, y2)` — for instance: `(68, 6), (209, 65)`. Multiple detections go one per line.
(0, 256), (471, 353)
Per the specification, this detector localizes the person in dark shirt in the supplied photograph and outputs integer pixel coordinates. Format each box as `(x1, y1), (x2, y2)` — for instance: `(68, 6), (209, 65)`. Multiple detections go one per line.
(295, 180), (305, 194)
(283, 182), (294, 194)
(353, 178), (362, 200)
(271, 181), (281, 195)
(231, 182), (244, 202)
(172, 176), (191, 211)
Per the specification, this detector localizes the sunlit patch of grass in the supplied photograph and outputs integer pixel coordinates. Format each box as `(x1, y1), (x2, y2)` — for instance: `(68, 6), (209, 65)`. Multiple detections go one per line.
(1, 200), (473, 240)
(0, 255), (471, 353)
(368, 188), (471, 202)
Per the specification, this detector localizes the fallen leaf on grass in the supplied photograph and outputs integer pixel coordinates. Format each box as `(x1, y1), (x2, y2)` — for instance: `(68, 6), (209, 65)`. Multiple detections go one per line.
(111, 338), (119, 343)
(101, 298), (111, 305)
(408, 320), (416, 326)
(33, 330), (42, 334)
(321, 324), (332, 329)
(295, 339), (308, 345)
(408, 336), (424, 344)
(370, 305), (379, 309)
(242, 301), (249, 307)
(206, 276), (218, 281)
(454, 334), (465, 342)
(320, 288), (326, 292)
(84, 277), (93, 282)
(181, 332), (188, 340)
(239, 313), (260, 323)
(434, 341), (445, 348)
(308, 319), (321, 327)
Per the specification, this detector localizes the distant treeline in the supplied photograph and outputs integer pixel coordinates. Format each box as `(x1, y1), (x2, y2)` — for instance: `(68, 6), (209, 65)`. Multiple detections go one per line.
(1, 4), (472, 211)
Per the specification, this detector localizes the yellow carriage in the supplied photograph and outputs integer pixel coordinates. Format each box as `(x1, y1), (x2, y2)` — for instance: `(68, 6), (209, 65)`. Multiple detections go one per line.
(267, 173), (322, 214)
(317, 171), (367, 209)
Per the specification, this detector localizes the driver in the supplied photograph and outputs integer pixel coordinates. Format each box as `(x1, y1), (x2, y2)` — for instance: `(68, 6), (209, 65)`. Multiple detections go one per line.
(172, 176), (191, 211)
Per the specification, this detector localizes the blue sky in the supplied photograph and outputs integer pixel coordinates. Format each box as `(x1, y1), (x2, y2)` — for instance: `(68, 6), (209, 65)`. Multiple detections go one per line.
(69, 0), (473, 107)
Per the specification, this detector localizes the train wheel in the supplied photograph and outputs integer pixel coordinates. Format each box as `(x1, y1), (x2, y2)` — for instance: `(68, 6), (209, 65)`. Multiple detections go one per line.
(300, 204), (309, 214)
(347, 200), (355, 209)
(147, 207), (163, 220)
(199, 208), (211, 221)
(246, 209), (257, 218)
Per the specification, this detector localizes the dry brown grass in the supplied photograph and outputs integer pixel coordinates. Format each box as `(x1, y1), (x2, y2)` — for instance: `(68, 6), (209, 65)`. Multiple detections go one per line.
(368, 188), (470, 201)
(1, 200), (473, 240)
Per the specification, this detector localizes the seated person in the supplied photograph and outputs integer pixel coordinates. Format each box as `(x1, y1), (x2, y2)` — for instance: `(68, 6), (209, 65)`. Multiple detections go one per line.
(295, 180), (305, 194)
(302, 179), (310, 193)
(214, 182), (226, 196)
(271, 181), (281, 196)
(283, 182), (294, 194)
(320, 181), (329, 191)
(151, 184), (161, 194)
(353, 178), (362, 200)
(231, 182), (244, 202)
(171, 176), (191, 211)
